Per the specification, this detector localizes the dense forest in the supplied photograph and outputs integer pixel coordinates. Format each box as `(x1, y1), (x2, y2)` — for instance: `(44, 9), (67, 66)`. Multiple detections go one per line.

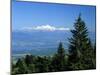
(12, 15), (96, 75)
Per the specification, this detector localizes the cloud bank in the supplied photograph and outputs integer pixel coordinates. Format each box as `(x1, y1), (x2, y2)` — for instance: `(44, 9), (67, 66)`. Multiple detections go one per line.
(22, 25), (70, 31)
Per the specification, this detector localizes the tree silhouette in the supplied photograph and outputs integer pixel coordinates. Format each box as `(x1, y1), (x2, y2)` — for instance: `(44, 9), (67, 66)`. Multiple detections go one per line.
(68, 14), (96, 70)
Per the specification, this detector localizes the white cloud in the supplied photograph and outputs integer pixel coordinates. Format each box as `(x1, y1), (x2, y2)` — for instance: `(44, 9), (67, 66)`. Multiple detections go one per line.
(22, 24), (70, 31)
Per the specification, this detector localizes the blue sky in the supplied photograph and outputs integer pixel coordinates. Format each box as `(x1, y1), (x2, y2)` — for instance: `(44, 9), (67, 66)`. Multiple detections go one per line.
(12, 0), (96, 32)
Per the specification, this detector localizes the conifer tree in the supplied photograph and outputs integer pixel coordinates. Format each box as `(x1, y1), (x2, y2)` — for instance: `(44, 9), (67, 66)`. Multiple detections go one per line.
(68, 14), (95, 70)
(51, 42), (66, 71)
(57, 42), (66, 70)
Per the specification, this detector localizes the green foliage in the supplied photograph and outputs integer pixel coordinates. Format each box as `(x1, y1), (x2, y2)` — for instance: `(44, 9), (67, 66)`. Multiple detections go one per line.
(52, 42), (66, 71)
(35, 56), (50, 72)
(25, 55), (34, 65)
(28, 64), (35, 73)
(15, 58), (29, 74)
(12, 14), (96, 74)
(68, 14), (96, 70)
(47, 42), (68, 72)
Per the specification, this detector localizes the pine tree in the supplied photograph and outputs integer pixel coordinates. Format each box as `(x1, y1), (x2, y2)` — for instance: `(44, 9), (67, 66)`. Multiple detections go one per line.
(51, 42), (66, 71)
(68, 14), (95, 70)
(57, 42), (66, 70)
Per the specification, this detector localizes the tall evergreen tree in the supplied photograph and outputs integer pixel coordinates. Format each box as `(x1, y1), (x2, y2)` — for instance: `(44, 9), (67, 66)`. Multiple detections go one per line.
(51, 42), (66, 71)
(57, 42), (66, 70)
(68, 14), (95, 70)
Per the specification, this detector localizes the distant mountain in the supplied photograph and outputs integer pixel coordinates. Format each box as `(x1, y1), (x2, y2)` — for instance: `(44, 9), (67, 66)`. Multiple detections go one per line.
(12, 30), (95, 60)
